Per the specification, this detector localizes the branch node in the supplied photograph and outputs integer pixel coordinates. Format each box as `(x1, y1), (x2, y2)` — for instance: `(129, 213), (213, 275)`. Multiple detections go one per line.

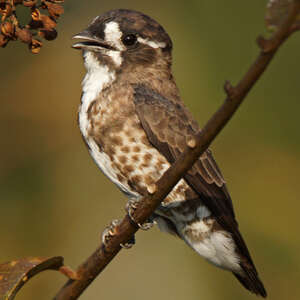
(256, 35), (274, 53)
(147, 184), (157, 194)
(224, 80), (237, 99)
(59, 266), (80, 280)
(187, 137), (196, 148)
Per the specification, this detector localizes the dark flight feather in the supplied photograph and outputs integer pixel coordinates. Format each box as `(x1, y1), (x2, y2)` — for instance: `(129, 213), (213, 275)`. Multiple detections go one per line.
(133, 84), (267, 297)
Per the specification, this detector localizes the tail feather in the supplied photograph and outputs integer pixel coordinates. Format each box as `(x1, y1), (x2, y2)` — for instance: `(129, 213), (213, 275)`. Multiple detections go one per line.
(154, 211), (267, 297)
(230, 227), (267, 297)
(185, 217), (267, 297)
(215, 216), (267, 297)
(234, 268), (267, 298)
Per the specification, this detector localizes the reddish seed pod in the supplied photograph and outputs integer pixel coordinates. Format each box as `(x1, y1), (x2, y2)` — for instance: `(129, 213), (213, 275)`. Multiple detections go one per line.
(16, 28), (32, 43)
(0, 33), (8, 47)
(0, 4), (13, 21)
(23, 0), (37, 8)
(31, 8), (41, 21)
(44, 1), (64, 19)
(0, 0), (64, 54)
(1, 22), (14, 38)
(40, 15), (57, 30)
(29, 38), (42, 54)
(28, 18), (43, 29)
(39, 28), (57, 40)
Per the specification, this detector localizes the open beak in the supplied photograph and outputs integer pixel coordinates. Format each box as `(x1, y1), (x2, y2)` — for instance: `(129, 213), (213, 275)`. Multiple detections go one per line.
(72, 30), (115, 51)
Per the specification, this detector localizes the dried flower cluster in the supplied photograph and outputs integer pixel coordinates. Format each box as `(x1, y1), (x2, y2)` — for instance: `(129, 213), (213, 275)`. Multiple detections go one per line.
(0, 0), (64, 54)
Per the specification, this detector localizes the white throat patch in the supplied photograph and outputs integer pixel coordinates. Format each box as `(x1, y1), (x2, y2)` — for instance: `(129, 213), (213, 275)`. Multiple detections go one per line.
(80, 51), (116, 137)
(79, 51), (139, 199)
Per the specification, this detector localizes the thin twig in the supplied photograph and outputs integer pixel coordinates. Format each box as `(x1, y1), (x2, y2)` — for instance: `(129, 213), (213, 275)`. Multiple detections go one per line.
(54, 1), (300, 299)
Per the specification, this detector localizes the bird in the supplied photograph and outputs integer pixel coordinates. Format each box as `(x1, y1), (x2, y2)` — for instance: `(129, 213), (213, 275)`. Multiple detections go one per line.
(72, 9), (267, 297)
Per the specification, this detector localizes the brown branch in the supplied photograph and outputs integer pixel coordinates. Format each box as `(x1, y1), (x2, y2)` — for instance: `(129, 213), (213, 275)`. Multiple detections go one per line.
(54, 1), (300, 299)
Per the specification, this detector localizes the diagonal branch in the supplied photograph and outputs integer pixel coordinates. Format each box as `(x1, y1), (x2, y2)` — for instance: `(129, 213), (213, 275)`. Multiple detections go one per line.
(54, 1), (300, 299)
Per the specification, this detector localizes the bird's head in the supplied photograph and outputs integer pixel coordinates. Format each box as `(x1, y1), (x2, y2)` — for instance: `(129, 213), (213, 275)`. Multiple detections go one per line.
(72, 9), (173, 73)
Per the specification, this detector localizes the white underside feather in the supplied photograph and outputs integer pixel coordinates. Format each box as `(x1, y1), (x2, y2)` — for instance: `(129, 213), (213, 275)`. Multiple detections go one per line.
(79, 52), (139, 198)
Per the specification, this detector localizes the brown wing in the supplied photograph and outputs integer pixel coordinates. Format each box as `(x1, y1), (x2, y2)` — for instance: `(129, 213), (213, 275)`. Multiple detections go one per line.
(133, 84), (254, 259)
(133, 84), (267, 297)
(133, 84), (235, 218)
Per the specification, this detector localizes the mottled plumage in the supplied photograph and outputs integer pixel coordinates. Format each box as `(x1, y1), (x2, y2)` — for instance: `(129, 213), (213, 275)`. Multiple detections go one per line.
(73, 9), (267, 297)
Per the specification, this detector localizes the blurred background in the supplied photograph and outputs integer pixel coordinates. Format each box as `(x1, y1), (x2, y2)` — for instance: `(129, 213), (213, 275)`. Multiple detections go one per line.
(1, 0), (299, 299)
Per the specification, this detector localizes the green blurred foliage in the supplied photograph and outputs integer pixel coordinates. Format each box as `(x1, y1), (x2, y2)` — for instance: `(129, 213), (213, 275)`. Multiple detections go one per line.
(0, 0), (299, 299)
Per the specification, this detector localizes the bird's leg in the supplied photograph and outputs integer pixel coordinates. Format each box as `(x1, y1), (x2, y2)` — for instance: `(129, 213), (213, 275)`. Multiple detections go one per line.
(102, 219), (135, 249)
(120, 234), (135, 249)
(126, 198), (154, 230)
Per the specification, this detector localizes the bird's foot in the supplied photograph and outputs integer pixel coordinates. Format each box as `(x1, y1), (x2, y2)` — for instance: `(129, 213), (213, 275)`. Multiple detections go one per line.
(126, 199), (154, 230)
(102, 219), (135, 249)
(122, 235), (135, 249)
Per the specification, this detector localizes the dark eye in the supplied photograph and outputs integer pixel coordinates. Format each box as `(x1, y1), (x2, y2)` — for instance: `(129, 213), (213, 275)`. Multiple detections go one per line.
(122, 34), (137, 46)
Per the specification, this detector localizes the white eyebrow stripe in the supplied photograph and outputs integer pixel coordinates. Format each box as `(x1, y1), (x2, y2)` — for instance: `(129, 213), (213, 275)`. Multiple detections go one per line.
(137, 37), (166, 49)
(104, 21), (125, 50)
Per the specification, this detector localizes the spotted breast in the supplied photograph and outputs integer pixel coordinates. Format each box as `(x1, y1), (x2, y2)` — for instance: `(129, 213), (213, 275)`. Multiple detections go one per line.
(74, 9), (266, 297)
(80, 52), (196, 204)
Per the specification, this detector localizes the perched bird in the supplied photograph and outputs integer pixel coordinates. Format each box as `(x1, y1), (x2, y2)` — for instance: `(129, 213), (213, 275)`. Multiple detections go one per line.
(73, 9), (267, 297)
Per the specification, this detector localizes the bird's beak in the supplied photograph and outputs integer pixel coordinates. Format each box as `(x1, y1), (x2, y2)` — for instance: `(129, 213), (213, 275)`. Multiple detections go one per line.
(72, 30), (115, 51)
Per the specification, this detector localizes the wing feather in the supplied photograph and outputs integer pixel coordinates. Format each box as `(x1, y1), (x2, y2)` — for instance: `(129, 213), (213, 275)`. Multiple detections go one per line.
(132, 84), (269, 297)
(133, 84), (235, 217)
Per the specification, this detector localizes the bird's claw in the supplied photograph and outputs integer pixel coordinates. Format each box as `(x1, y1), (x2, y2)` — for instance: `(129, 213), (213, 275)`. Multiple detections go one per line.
(137, 221), (154, 230)
(102, 219), (135, 249)
(102, 219), (120, 246)
(126, 199), (154, 230)
(120, 235), (135, 249)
